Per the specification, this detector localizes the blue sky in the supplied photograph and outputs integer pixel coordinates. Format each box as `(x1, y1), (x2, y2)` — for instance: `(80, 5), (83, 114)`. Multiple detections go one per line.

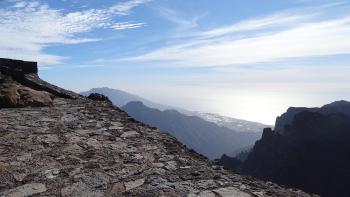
(1, 0), (350, 124)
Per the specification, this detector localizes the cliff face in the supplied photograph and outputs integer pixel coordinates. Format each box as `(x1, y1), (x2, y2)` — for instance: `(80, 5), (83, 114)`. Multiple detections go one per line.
(240, 110), (350, 197)
(0, 58), (79, 99)
(0, 58), (312, 196)
(274, 100), (350, 134)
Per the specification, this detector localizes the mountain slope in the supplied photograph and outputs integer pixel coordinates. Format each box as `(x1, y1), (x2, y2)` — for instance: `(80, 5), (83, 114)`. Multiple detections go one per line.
(82, 87), (267, 134)
(121, 101), (261, 159)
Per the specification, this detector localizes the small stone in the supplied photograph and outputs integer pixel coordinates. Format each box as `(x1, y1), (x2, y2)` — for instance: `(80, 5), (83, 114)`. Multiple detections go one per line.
(152, 163), (165, 168)
(0, 162), (9, 172)
(197, 180), (217, 189)
(164, 161), (177, 171)
(252, 191), (265, 197)
(240, 184), (247, 190)
(109, 125), (123, 130)
(1, 183), (47, 197)
(213, 187), (252, 197)
(44, 168), (60, 179)
(69, 167), (82, 176)
(111, 122), (123, 127)
(125, 178), (145, 191)
(16, 153), (32, 162)
(120, 131), (139, 138)
(199, 190), (216, 197)
(61, 182), (103, 197)
(150, 178), (175, 189)
(63, 144), (83, 154)
(81, 172), (109, 189)
(37, 134), (59, 144)
(110, 182), (125, 193)
(85, 138), (102, 149)
(132, 154), (144, 160)
(13, 173), (27, 182)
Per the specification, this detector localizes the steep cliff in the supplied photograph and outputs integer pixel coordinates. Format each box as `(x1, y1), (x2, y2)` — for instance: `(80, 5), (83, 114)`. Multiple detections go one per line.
(0, 58), (312, 196)
(239, 108), (350, 197)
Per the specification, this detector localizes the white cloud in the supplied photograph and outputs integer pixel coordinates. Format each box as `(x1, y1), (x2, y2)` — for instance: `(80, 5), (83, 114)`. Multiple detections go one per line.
(200, 13), (310, 38)
(109, 0), (150, 15)
(112, 22), (145, 30)
(128, 6), (350, 67)
(0, 0), (148, 65)
(157, 7), (199, 30)
(13, 1), (26, 8)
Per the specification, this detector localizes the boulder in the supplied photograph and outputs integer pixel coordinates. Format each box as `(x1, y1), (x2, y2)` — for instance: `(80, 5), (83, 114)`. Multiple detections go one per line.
(0, 80), (53, 108)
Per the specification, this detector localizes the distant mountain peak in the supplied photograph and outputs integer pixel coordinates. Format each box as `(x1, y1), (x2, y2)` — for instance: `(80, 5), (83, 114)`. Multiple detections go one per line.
(125, 100), (145, 106)
(322, 100), (350, 108)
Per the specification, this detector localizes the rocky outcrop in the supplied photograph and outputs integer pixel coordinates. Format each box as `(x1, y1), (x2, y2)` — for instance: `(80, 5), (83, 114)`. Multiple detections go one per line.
(0, 58), (79, 99)
(239, 110), (350, 197)
(0, 58), (313, 196)
(0, 80), (52, 108)
(87, 93), (112, 103)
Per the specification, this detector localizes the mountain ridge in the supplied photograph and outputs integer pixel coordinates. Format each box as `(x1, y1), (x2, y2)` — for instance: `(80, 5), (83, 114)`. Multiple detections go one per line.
(122, 101), (261, 160)
(83, 87), (267, 134)
(275, 100), (350, 134)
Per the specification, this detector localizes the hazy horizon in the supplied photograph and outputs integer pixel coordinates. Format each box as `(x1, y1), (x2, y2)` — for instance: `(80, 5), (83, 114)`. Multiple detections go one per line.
(1, 0), (350, 124)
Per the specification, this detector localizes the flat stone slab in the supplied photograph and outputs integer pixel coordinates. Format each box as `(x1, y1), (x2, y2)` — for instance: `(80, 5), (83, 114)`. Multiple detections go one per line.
(213, 187), (252, 197)
(120, 130), (139, 138)
(125, 178), (145, 191)
(1, 183), (47, 197)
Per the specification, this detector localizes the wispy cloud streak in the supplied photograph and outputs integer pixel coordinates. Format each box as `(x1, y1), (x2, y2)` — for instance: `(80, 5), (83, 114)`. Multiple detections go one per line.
(112, 22), (146, 30)
(128, 4), (350, 67)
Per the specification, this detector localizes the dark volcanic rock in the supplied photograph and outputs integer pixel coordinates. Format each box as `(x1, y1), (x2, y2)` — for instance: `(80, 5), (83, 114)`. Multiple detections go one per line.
(0, 58), (79, 99)
(87, 93), (112, 103)
(240, 110), (350, 197)
(0, 58), (313, 196)
(215, 154), (241, 171)
(0, 58), (37, 77)
(275, 100), (350, 134)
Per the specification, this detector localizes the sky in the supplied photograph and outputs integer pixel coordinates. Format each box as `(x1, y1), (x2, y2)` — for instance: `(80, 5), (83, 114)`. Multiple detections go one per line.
(1, 0), (350, 124)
